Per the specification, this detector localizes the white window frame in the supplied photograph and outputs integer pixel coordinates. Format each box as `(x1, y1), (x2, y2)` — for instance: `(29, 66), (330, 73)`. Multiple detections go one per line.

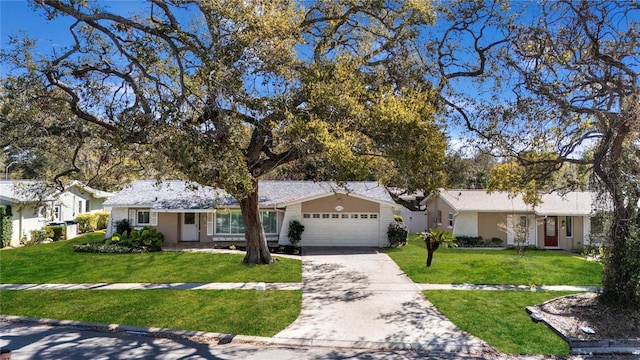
(448, 212), (454, 228)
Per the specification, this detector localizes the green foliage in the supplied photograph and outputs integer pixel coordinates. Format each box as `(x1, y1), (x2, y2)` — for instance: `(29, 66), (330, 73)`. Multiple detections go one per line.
(387, 220), (409, 247)
(76, 213), (97, 233)
(43, 225), (66, 242)
(287, 220), (305, 247)
(0, 205), (12, 248)
(94, 211), (110, 230)
(73, 226), (163, 253)
(393, 214), (404, 222)
(420, 229), (457, 267)
(115, 219), (132, 237)
(602, 225), (640, 308)
(27, 228), (55, 246)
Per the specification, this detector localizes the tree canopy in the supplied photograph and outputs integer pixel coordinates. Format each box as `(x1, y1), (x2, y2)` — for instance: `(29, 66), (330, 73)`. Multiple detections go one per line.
(1, 0), (448, 264)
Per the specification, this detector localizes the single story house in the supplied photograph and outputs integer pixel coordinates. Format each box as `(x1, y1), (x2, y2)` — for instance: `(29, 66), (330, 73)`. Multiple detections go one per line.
(104, 180), (398, 247)
(0, 180), (113, 247)
(422, 189), (598, 250)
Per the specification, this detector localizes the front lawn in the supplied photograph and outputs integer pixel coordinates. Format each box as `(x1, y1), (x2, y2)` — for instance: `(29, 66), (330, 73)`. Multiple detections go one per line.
(0, 232), (301, 284)
(385, 234), (602, 285)
(1, 289), (301, 337)
(426, 290), (575, 355)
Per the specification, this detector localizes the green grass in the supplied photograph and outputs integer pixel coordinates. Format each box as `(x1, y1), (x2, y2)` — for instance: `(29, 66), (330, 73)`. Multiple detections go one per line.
(385, 234), (602, 285)
(0, 232), (301, 283)
(0, 289), (301, 337)
(425, 290), (575, 355)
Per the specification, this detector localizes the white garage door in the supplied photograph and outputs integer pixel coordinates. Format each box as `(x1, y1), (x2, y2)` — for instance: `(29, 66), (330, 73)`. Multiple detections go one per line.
(300, 212), (380, 246)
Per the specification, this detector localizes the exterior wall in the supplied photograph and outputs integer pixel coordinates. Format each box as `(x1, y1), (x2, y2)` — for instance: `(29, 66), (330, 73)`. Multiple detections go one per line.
(425, 197), (455, 232)
(106, 207), (127, 237)
(279, 203), (302, 245)
(157, 212), (179, 244)
(56, 188), (91, 221)
(302, 194), (379, 213)
(453, 211), (478, 237)
(556, 215), (586, 251)
(379, 204), (395, 246)
(477, 212), (507, 242)
(11, 204), (48, 247)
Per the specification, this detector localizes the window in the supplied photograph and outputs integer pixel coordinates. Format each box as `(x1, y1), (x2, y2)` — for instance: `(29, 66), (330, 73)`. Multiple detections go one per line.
(351, 214), (358, 219)
(184, 213), (196, 225)
(138, 210), (151, 225)
(303, 213), (311, 218)
(519, 215), (528, 229)
(54, 206), (60, 220)
(341, 214), (349, 219)
(261, 211), (277, 234)
(78, 200), (83, 214)
(85, 200), (90, 213)
(360, 214), (368, 219)
(331, 214), (340, 219)
(370, 214), (378, 219)
(448, 213), (454, 228)
(437, 210), (442, 225)
(215, 210), (277, 234)
(322, 214), (330, 219)
(312, 214), (320, 219)
(566, 216), (573, 237)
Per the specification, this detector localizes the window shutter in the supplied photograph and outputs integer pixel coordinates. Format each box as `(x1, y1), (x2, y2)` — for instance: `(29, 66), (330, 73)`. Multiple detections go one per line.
(207, 212), (214, 236)
(150, 211), (158, 226)
(128, 209), (136, 225)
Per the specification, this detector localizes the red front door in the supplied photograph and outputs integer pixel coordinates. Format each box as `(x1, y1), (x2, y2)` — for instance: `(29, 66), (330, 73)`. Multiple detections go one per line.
(544, 216), (558, 247)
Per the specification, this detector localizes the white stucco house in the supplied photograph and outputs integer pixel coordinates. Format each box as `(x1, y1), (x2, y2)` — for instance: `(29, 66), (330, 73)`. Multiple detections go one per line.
(422, 189), (600, 250)
(104, 180), (399, 247)
(0, 180), (112, 247)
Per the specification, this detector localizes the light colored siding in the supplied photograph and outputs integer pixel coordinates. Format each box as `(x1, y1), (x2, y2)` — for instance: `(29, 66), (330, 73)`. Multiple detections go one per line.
(106, 207), (127, 237)
(453, 211), (478, 237)
(426, 197), (455, 232)
(279, 203), (302, 245)
(379, 204), (395, 246)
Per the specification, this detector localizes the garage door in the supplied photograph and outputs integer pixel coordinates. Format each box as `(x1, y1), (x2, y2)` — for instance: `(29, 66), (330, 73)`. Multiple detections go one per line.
(300, 212), (380, 246)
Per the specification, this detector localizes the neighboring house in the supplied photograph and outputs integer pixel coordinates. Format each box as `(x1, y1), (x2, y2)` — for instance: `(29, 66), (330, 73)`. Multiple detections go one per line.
(422, 189), (598, 250)
(104, 180), (398, 247)
(0, 180), (113, 247)
(54, 181), (113, 222)
(388, 188), (428, 233)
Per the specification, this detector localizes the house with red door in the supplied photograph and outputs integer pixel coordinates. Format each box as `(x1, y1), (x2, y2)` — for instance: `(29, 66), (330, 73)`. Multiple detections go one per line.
(422, 189), (601, 250)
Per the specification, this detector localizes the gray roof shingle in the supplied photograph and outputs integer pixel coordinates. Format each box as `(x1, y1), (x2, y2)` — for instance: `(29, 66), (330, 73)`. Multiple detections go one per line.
(103, 180), (394, 210)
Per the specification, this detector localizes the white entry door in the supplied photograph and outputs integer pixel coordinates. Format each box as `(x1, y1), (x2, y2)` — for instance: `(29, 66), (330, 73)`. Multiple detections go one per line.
(181, 213), (199, 241)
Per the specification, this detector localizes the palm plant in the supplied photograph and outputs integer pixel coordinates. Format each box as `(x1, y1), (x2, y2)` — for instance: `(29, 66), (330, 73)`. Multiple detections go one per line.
(420, 229), (457, 267)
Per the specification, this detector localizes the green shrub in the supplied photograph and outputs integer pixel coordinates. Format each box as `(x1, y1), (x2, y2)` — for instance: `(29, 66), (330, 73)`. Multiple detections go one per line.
(44, 225), (66, 242)
(393, 214), (404, 222)
(115, 219), (132, 237)
(0, 205), (12, 248)
(287, 220), (305, 247)
(456, 236), (483, 247)
(490, 237), (503, 246)
(76, 213), (97, 233)
(95, 211), (110, 230)
(27, 228), (55, 246)
(387, 221), (409, 247)
(73, 226), (163, 253)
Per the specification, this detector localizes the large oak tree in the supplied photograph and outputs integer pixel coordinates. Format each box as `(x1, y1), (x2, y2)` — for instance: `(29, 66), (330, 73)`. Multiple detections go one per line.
(2, 1), (447, 264)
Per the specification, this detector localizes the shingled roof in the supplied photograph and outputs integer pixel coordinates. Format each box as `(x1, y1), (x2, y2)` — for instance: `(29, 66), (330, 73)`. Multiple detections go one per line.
(425, 189), (596, 216)
(103, 180), (395, 210)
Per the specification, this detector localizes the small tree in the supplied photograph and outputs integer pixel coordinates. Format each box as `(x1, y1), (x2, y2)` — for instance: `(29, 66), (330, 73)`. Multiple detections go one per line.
(420, 229), (456, 267)
(498, 215), (531, 257)
(287, 220), (305, 248)
(387, 217), (409, 247)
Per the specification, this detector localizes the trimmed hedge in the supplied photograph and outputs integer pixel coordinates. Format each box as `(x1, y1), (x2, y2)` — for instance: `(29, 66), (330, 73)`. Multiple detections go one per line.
(43, 225), (66, 242)
(95, 211), (110, 230)
(0, 205), (12, 248)
(76, 213), (97, 233)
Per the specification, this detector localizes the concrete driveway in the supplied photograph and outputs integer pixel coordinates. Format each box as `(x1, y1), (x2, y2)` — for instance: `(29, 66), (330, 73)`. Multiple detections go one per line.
(274, 247), (492, 354)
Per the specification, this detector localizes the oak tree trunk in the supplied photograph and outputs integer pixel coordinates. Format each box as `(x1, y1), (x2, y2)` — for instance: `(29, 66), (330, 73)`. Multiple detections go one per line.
(240, 181), (273, 265)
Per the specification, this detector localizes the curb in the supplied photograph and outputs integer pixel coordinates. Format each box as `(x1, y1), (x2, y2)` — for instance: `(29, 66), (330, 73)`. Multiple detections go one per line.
(0, 315), (494, 355)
